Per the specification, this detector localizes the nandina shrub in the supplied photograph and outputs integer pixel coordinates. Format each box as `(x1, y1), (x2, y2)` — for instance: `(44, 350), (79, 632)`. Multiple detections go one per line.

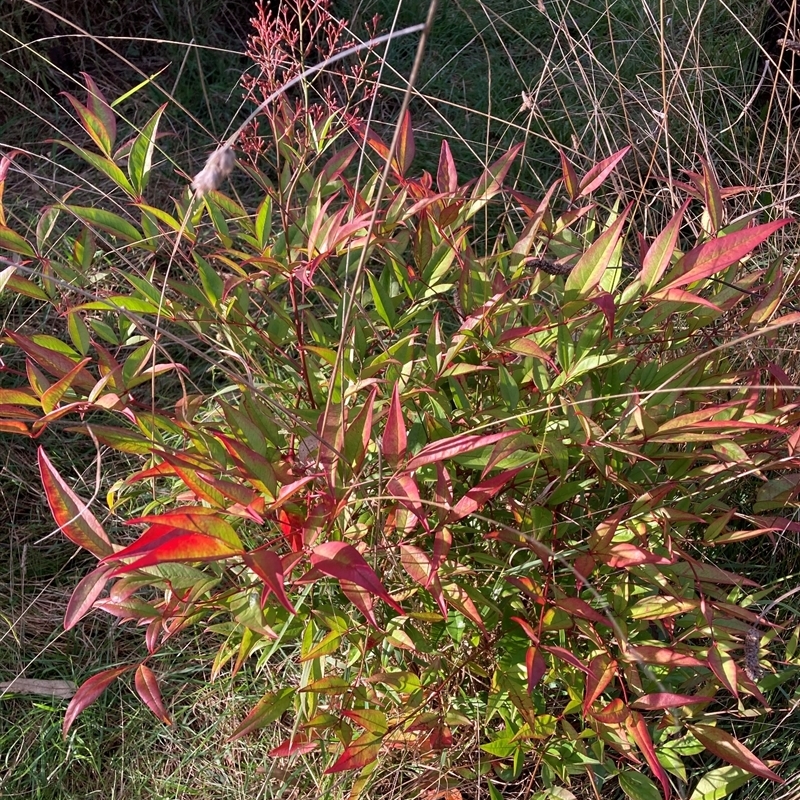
(2, 73), (800, 799)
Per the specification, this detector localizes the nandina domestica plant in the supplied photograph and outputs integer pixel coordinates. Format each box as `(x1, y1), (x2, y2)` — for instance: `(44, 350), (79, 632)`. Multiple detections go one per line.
(1, 67), (798, 798)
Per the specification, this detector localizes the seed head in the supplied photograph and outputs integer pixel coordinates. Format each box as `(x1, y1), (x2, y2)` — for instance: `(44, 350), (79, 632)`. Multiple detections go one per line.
(192, 146), (236, 195)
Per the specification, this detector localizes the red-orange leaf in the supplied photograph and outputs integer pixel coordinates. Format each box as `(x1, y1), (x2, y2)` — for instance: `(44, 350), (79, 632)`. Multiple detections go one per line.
(579, 146), (631, 197)
(311, 541), (403, 614)
(7, 331), (95, 390)
(641, 199), (689, 292)
(662, 218), (791, 292)
(62, 665), (131, 737)
(627, 711), (671, 799)
(108, 532), (242, 576)
(244, 548), (296, 615)
(269, 735), (319, 758)
(383, 383), (407, 468)
(583, 654), (617, 715)
(134, 663), (171, 725)
(526, 646), (547, 693)
(631, 693), (714, 710)
(325, 731), (382, 773)
(448, 468), (521, 522)
(395, 109), (415, 176)
(64, 563), (113, 630)
(407, 431), (517, 470)
(688, 724), (784, 783)
(38, 447), (114, 558)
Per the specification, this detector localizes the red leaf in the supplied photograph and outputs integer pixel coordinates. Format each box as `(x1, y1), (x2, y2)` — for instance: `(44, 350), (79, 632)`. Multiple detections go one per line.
(631, 693), (714, 710)
(62, 665), (131, 737)
(627, 711), (671, 799)
(543, 645), (590, 675)
(437, 139), (458, 194)
(7, 331), (95, 389)
(662, 218), (791, 292)
(448, 468), (521, 522)
(38, 447), (114, 558)
(269, 735), (318, 758)
(387, 474), (429, 531)
(583, 654), (617, 715)
(311, 541), (403, 613)
(325, 732), (382, 773)
(557, 596), (610, 627)
(641, 199), (689, 292)
(383, 384), (407, 468)
(688, 724), (784, 783)
(64, 563), (113, 630)
(591, 698), (629, 724)
(244, 548), (297, 615)
(629, 646), (706, 668)
(407, 431), (517, 470)
(589, 291), (616, 339)
(395, 109), (415, 176)
(108, 533), (242, 576)
(598, 543), (672, 568)
(134, 663), (171, 724)
(431, 526), (452, 576)
(579, 146), (631, 196)
(560, 150), (580, 201)
(649, 287), (722, 311)
(341, 578), (380, 628)
(526, 646), (547, 693)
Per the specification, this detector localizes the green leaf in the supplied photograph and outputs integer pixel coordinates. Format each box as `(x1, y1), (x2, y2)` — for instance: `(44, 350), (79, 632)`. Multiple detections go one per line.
(689, 766), (753, 800)
(51, 141), (134, 196)
(367, 271), (397, 329)
(227, 687), (295, 741)
(565, 203), (631, 300)
(128, 104), (167, 196)
(618, 770), (661, 800)
(0, 226), (36, 257)
(65, 206), (144, 245)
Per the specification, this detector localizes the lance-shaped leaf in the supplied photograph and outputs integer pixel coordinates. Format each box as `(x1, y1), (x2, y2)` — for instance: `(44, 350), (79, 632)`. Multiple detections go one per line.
(448, 468), (521, 522)
(269, 735), (319, 758)
(311, 542), (403, 614)
(325, 731), (383, 773)
(407, 430), (517, 471)
(642, 200), (690, 292)
(565, 203), (632, 299)
(583, 654), (617, 715)
(107, 533), (243, 576)
(134, 664), (171, 725)
(8, 332), (95, 390)
(627, 711), (671, 799)
(128, 104), (166, 196)
(227, 687), (295, 742)
(579, 146), (631, 197)
(661, 218), (791, 292)
(383, 384), (407, 468)
(62, 665), (131, 737)
(344, 388), (376, 473)
(631, 693), (714, 710)
(244, 548), (296, 615)
(688, 724), (784, 783)
(395, 109), (415, 176)
(465, 143), (523, 219)
(64, 563), (114, 629)
(526, 646), (547, 693)
(38, 448), (114, 558)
